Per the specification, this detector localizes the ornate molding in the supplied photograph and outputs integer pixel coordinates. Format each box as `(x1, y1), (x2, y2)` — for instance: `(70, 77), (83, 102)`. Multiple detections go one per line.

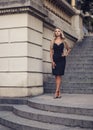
(0, 7), (29, 15)
(43, 0), (76, 24)
(0, 0), (48, 19)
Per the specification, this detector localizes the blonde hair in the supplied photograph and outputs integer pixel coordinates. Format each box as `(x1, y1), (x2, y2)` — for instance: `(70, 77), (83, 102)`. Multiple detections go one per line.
(53, 28), (65, 40)
(50, 28), (65, 49)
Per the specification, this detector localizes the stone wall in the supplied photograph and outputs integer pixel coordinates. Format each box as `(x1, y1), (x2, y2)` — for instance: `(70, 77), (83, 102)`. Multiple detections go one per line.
(0, 0), (83, 97)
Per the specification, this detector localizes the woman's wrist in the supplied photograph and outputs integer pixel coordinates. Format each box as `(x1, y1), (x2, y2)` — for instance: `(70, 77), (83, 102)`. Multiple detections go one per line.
(51, 59), (54, 63)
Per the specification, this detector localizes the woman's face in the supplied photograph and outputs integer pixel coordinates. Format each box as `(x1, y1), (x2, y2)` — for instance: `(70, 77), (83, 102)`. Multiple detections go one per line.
(54, 28), (61, 37)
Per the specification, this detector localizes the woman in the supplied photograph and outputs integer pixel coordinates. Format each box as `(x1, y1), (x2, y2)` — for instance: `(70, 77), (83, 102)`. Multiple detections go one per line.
(50, 28), (71, 98)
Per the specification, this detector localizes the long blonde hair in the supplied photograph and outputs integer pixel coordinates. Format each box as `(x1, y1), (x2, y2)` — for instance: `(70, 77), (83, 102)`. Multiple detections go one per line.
(53, 28), (65, 40)
(50, 28), (65, 49)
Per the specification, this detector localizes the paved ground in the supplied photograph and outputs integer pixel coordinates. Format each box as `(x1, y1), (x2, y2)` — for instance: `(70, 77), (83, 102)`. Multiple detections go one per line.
(29, 94), (93, 109)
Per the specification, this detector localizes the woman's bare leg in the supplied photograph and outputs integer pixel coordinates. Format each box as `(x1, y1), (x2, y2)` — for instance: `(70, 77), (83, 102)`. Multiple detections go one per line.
(54, 76), (62, 98)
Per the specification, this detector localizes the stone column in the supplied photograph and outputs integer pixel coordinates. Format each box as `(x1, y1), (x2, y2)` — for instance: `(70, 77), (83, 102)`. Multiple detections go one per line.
(0, 0), (47, 97)
(71, 0), (76, 8)
(72, 9), (84, 40)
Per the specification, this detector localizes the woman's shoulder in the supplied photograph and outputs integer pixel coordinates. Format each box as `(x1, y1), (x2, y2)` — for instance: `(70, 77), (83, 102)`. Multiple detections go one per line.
(50, 39), (55, 44)
(50, 40), (55, 49)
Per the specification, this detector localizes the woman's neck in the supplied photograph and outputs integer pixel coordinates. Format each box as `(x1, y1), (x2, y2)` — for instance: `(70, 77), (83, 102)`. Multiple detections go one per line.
(55, 37), (63, 42)
(56, 36), (61, 40)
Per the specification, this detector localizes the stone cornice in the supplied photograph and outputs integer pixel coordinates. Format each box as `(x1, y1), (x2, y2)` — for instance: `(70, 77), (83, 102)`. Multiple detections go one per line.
(64, 31), (78, 42)
(0, 0), (48, 19)
(58, 0), (76, 15)
(43, 0), (76, 16)
(0, 0), (56, 29)
(42, 0), (77, 25)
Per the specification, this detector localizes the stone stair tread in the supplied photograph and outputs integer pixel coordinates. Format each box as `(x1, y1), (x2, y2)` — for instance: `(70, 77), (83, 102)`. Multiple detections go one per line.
(63, 81), (93, 83)
(63, 83), (93, 86)
(28, 94), (93, 110)
(47, 81), (93, 84)
(0, 124), (13, 130)
(14, 105), (93, 121)
(0, 111), (90, 130)
(63, 76), (93, 79)
(65, 68), (93, 70)
(0, 104), (13, 111)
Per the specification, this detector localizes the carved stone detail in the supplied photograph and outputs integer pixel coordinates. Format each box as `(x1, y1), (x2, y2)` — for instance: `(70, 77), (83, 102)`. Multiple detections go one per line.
(43, 0), (73, 24)
(0, 7), (29, 15)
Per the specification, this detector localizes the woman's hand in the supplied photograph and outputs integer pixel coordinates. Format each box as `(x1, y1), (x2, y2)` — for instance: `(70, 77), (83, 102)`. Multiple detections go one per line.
(52, 61), (56, 69)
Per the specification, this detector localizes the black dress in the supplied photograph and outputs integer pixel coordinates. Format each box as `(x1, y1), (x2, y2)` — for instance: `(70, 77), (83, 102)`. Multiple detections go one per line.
(52, 43), (66, 76)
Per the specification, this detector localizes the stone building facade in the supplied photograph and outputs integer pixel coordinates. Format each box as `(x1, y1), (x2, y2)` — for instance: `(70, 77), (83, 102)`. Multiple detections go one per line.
(0, 0), (84, 97)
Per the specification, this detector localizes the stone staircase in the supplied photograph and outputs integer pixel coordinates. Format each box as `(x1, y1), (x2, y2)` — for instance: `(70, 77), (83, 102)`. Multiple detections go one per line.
(0, 94), (93, 130)
(44, 36), (93, 94)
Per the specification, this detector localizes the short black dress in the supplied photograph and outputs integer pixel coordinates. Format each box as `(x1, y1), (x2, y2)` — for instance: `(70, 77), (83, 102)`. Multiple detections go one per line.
(52, 43), (66, 76)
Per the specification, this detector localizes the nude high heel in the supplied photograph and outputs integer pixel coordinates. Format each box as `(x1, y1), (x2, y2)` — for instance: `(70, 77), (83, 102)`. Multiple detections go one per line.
(58, 91), (61, 98)
(54, 91), (59, 99)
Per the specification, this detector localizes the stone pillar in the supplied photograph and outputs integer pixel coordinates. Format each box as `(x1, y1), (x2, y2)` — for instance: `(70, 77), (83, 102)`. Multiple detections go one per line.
(0, 13), (28, 97)
(71, 0), (76, 8)
(0, 13), (44, 97)
(0, 0), (47, 97)
(27, 14), (44, 96)
(72, 10), (84, 40)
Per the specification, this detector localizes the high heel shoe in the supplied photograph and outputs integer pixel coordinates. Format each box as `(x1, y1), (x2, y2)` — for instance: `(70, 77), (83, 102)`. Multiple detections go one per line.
(54, 91), (59, 99)
(58, 92), (61, 98)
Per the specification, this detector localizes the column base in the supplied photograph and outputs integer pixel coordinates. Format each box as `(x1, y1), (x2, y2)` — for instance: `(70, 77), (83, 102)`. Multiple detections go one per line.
(0, 87), (43, 97)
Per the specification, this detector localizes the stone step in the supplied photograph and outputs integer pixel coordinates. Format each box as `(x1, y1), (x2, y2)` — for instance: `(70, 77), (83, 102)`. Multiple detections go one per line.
(45, 88), (93, 94)
(0, 98), (26, 104)
(44, 84), (93, 90)
(62, 83), (93, 88)
(66, 60), (93, 64)
(27, 97), (93, 116)
(65, 68), (93, 73)
(72, 42), (93, 46)
(73, 43), (93, 47)
(71, 46), (93, 50)
(63, 75), (93, 79)
(71, 47), (93, 50)
(12, 105), (93, 129)
(62, 89), (93, 94)
(73, 43), (93, 46)
(72, 50), (93, 53)
(0, 104), (13, 111)
(63, 78), (93, 83)
(66, 61), (93, 65)
(47, 79), (93, 84)
(66, 62), (93, 65)
(0, 124), (14, 130)
(69, 54), (93, 57)
(63, 75), (93, 80)
(27, 94), (93, 116)
(47, 74), (93, 83)
(66, 58), (93, 62)
(44, 83), (93, 94)
(65, 72), (93, 76)
(67, 56), (93, 59)
(70, 52), (93, 56)
(70, 51), (93, 55)
(0, 111), (90, 130)
(66, 65), (93, 68)
(45, 84), (93, 90)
